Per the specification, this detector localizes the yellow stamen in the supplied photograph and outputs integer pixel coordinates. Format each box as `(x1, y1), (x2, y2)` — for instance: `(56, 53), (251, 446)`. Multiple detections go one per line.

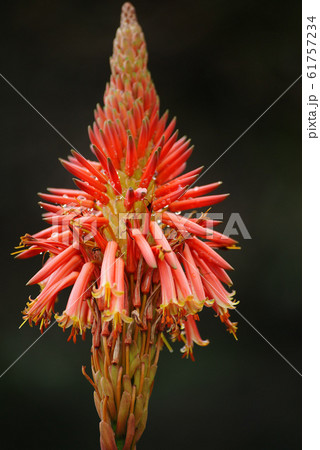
(19, 317), (29, 329)
(161, 332), (173, 353)
(11, 249), (26, 255)
(180, 333), (187, 345)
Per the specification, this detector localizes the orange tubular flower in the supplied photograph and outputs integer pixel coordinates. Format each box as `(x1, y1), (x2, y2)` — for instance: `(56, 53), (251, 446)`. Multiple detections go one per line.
(15, 3), (239, 448)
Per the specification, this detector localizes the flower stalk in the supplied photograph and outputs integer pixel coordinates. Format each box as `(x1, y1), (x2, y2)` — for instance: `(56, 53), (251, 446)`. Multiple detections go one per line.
(87, 301), (161, 450)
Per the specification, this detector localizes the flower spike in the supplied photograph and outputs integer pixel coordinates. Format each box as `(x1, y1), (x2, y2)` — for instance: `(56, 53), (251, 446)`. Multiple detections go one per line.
(15, 3), (239, 448)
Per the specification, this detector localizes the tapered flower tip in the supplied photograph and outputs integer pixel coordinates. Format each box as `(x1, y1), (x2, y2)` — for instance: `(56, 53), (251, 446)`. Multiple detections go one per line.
(121, 2), (137, 26)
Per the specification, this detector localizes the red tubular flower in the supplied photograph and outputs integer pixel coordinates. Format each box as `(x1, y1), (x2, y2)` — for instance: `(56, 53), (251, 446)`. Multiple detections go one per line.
(15, 3), (239, 448)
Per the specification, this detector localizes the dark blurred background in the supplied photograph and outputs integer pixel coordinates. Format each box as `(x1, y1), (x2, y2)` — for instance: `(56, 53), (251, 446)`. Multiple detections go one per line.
(1, 0), (301, 449)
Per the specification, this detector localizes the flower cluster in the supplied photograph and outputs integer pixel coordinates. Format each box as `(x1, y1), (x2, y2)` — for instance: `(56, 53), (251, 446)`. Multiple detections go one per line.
(16, 3), (238, 363)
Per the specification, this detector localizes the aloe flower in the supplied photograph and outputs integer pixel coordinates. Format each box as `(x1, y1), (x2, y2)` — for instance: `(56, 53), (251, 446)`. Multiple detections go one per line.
(15, 3), (238, 448)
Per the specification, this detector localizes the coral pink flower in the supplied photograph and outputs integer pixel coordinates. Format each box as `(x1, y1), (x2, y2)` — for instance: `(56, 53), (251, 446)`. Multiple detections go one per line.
(15, 3), (239, 448)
